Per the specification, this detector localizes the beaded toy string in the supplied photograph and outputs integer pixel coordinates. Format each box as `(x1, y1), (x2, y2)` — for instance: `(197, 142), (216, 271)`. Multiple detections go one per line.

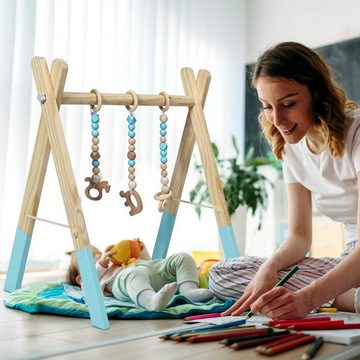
(119, 90), (143, 216)
(154, 91), (172, 212)
(84, 89), (111, 200)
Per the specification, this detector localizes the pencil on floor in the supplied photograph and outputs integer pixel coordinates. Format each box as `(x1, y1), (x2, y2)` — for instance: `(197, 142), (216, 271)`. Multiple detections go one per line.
(256, 334), (316, 356)
(301, 337), (324, 360)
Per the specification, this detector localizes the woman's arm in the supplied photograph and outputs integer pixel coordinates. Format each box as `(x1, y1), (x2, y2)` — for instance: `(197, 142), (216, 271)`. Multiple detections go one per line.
(264, 182), (313, 272)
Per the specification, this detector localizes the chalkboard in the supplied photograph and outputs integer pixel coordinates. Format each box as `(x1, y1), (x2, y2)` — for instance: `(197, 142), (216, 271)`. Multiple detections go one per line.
(245, 37), (360, 157)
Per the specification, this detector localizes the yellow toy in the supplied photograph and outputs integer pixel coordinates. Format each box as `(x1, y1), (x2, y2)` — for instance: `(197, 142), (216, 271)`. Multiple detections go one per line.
(108, 238), (142, 266)
(198, 258), (219, 288)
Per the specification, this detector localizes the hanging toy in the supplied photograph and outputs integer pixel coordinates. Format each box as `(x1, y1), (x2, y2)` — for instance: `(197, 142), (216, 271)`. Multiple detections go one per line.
(154, 91), (172, 212)
(84, 89), (111, 200)
(119, 90), (143, 216)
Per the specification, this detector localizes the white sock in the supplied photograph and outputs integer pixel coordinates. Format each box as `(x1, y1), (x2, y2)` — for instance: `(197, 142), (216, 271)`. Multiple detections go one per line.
(138, 282), (178, 310)
(179, 281), (214, 302)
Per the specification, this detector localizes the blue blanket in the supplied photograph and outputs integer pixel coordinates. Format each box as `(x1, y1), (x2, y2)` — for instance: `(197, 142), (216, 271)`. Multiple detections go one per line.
(4, 281), (235, 319)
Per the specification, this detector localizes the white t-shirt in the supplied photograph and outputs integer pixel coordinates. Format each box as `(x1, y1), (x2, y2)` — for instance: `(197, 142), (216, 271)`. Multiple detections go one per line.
(282, 108), (360, 244)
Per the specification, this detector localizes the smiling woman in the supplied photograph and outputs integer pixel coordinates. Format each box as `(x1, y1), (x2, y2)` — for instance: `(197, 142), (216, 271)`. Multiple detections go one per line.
(209, 41), (360, 321)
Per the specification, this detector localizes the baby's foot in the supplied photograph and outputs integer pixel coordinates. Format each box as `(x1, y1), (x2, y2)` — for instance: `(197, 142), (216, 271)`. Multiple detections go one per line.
(150, 282), (178, 310)
(181, 288), (214, 302)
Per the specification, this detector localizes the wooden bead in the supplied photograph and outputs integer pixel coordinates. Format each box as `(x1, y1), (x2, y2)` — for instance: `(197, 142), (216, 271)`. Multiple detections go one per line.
(90, 151), (101, 160)
(160, 163), (167, 170)
(128, 180), (137, 190)
(161, 177), (169, 185)
(91, 144), (99, 152)
(92, 167), (100, 175)
(128, 173), (135, 181)
(128, 144), (135, 152)
(92, 137), (100, 145)
(160, 136), (167, 143)
(160, 114), (168, 122)
(127, 151), (136, 160)
(128, 138), (136, 145)
(161, 170), (168, 177)
(128, 167), (135, 174)
(91, 174), (101, 183)
(161, 185), (170, 193)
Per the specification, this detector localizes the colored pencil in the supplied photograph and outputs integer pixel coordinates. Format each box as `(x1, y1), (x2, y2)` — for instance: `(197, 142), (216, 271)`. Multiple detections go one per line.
(186, 328), (273, 344)
(172, 327), (259, 342)
(266, 316), (331, 327)
(318, 307), (337, 313)
(257, 334), (316, 355)
(301, 337), (324, 360)
(275, 320), (344, 328)
(285, 322), (360, 330)
(245, 265), (299, 320)
(256, 332), (307, 351)
(170, 325), (257, 341)
(229, 332), (292, 350)
(184, 312), (222, 321)
(159, 318), (247, 339)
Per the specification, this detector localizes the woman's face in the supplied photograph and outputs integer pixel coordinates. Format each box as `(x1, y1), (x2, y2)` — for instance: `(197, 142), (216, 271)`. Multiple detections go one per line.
(256, 76), (315, 145)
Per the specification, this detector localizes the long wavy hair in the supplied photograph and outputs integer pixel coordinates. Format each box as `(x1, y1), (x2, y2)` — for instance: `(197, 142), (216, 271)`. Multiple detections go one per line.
(251, 42), (357, 160)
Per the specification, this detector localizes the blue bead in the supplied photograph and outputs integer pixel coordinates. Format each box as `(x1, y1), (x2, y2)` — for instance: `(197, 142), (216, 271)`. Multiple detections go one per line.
(128, 124), (135, 131)
(128, 159), (135, 167)
(160, 123), (167, 130)
(161, 157), (168, 164)
(91, 123), (99, 130)
(159, 142), (167, 151)
(91, 113), (99, 122)
(92, 160), (100, 167)
(127, 114), (136, 124)
(92, 130), (99, 137)
(160, 129), (167, 136)
(128, 130), (135, 138)
(160, 150), (167, 157)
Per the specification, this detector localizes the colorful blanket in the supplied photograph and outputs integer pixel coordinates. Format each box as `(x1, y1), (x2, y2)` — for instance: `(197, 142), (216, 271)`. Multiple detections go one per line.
(4, 281), (234, 319)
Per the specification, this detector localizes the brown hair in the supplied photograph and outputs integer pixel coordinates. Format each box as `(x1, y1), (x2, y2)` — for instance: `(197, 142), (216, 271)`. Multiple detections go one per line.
(251, 41), (357, 160)
(65, 251), (80, 286)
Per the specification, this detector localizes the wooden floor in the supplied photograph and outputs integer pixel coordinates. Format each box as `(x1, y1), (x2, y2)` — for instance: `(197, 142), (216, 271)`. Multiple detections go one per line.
(0, 272), (345, 359)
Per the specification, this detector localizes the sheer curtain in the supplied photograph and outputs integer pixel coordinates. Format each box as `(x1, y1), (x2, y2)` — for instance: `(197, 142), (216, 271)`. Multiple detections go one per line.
(0, 0), (246, 271)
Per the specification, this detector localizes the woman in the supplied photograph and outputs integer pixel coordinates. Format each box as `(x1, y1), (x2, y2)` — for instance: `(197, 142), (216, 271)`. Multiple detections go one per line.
(209, 42), (360, 319)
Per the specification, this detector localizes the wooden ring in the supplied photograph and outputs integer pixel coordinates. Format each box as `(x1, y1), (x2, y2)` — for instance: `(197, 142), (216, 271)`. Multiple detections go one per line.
(154, 190), (172, 201)
(159, 91), (170, 112)
(126, 90), (138, 113)
(90, 89), (102, 112)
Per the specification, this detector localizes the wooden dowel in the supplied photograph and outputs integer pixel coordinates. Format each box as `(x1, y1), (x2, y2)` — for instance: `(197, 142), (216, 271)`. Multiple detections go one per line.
(61, 92), (195, 107)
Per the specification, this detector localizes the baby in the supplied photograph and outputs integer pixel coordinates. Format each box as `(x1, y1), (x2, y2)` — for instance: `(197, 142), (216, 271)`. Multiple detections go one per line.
(66, 239), (214, 311)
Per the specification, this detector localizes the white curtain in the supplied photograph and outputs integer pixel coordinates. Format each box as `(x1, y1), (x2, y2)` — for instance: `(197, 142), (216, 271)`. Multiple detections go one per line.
(0, 0), (246, 271)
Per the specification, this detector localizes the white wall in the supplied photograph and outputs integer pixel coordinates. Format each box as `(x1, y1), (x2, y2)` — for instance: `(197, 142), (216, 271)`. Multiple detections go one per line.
(245, 0), (360, 63)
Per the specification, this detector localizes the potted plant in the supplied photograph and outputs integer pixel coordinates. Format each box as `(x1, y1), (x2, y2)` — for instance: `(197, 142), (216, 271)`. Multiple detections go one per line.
(189, 136), (275, 230)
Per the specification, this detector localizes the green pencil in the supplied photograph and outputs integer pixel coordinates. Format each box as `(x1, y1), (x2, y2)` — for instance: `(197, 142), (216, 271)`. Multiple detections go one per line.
(245, 265), (299, 320)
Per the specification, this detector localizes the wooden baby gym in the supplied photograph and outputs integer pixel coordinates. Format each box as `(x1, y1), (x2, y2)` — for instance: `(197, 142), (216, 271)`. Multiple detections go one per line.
(4, 57), (239, 330)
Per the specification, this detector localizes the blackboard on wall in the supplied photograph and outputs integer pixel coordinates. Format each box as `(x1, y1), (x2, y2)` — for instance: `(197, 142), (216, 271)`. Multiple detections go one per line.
(245, 37), (360, 157)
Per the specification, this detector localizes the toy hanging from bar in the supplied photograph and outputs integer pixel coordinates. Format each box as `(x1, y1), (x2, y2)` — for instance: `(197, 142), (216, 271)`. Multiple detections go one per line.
(84, 89), (111, 200)
(119, 90), (143, 215)
(154, 91), (172, 212)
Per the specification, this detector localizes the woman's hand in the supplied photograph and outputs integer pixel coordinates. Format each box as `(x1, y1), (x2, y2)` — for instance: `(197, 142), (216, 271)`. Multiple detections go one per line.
(99, 246), (117, 268)
(250, 287), (312, 319)
(222, 264), (279, 316)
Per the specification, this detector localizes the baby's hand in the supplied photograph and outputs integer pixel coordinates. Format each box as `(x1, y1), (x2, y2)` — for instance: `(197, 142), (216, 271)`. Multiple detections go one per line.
(99, 246), (117, 268)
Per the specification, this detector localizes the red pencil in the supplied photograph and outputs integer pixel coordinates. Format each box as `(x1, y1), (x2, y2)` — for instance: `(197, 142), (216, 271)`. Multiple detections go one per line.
(255, 332), (307, 351)
(276, 320), (344, 329)
(184, 312), (222, 321)
(266, 316), (331, 326)
(257, 335), (316, 355)
(285, 322), (360, 331)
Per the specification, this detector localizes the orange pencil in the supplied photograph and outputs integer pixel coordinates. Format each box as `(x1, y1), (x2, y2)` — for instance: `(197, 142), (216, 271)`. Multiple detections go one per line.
(257, 335), (316, 355)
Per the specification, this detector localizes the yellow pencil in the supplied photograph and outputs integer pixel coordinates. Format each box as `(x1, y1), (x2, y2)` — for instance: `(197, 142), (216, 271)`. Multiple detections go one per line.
(318, 307), (337, 313)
